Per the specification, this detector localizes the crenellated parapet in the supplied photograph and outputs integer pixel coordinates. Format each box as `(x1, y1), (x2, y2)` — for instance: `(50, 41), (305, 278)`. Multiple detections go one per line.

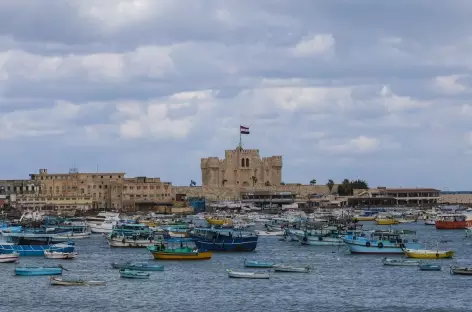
(201, 157), (221, 169)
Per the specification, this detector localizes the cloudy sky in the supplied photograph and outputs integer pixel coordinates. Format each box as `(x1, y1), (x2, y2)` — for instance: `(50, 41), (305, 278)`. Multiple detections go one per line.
(0, 1), (471, 190)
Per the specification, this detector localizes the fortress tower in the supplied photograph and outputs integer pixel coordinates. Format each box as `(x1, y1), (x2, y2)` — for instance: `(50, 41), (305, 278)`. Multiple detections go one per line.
(201, 147), (282, 188)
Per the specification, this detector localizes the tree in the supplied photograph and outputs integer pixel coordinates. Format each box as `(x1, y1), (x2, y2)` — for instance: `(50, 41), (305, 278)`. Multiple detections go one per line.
(351, 179), (369, 190)
(327, 179), (334, 194)
(337, 179), (369, 196)
(281, 182), (285, 185)
(251, 176), (258, 186)
(310, 179), (317, 185)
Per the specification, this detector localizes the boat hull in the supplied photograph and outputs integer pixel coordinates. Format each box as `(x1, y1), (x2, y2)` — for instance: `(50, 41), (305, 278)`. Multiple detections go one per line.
(419, 264), (441, 271)
(0, 252), (19, 263)
(15, 268), (62, 276)
(273, 266), (311, 273)
(296, 234), (344, 246)
(450, 266), (472, 275)
(119, 270), (150, 279)
(193, 239), (257, 252)
(107, 238), (156, 248)
(244, 260), (274, 268)
(376, 219), (399, 225)
(50, 277), (106, 286)
(404, 250), (454, 259)
(227, 270), (270, 279)
(0, 244), (75, 257)
(435, 220), (472, 229)
(151, 251), (212, 260)
(44, 251), (78, 259)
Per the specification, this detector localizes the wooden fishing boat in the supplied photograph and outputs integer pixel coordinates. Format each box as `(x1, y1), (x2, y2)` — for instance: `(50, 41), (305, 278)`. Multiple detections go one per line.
(273, 265), (312, 273)
(44, 251), (78, 259)
(244, 259), (274, 268)
(226, 269), (270, 279)
(49, 277), (106, 286)
(419, 263), (442, 271)
(110, 262), (164, 271)
(147, 238), (212, 260)
(0, 252), (19, 263)
(119, 269), (149, 279)
(403, 248), (454, 259)
(382, 257), (420, 266)
(450, 265), (472, 275)
(15, 266), (64, 276)
(376, 218), (399, 225)
(353, 216), (376, 221)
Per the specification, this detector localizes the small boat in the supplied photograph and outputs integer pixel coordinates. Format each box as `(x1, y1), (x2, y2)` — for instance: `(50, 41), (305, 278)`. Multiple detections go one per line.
(376, 218), (399, 225)
(147, 238), (212, 260)
(119, 269), (150, 279)
(49, 277), (106, 286)
(424, 219), (436, 225)
(244, 259), (274, 268)
(0, 252), (19, 263)
(353, 216), (376, 221)
(44, 251), (78, 259)
(15, 266), (64, 276)
(273, 265), (311, 273)
(111, 262), (164, 271)
(419, 263), (442, 271)
(226, 269), (270, 279)
(450, 265), (472, 275)
(403, 248), (454, 259)
(382, 257), (420, 266)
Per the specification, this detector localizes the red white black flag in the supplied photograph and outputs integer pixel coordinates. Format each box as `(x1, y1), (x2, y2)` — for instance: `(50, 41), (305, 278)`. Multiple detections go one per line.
(240, 125), (250, 134)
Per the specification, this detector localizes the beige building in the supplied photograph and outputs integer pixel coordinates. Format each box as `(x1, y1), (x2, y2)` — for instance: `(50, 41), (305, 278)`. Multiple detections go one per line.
(122, 177), (172, 211)
(201, 147), (282, 188)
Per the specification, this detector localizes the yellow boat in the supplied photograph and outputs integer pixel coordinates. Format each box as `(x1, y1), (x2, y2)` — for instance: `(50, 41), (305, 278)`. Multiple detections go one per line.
(376, 218), (400, 225)
(206, 217), (232, 226)
(147, 240), (212, 260)
(403, 248), (454, 259)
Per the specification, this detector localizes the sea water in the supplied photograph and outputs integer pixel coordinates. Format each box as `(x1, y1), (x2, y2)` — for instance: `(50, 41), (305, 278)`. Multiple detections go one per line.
(0, 223), (471, 312)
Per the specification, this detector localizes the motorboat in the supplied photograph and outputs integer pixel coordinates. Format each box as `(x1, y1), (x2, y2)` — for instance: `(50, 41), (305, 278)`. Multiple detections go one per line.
(403, 248), (454, 259)
(111, 262), (164, 271)
(119, 269), (149, 279)
(0, 252), (19, 263)
(227, 269), (270, 279)
(382, 257), (420, 266)
(273, 265), (311, 273)
(244, 259), (274, 268)
(44, 250), (78, 259)
(15, 266), (64, 276)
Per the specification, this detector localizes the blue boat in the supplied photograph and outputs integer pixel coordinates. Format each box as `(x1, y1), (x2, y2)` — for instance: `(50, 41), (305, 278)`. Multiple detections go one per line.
(0, 243), (75, 257)
(343, 230), (421, 254)
(111, 262), (164, 271)
(190, 228), (258, 252)
(119, 269), (149, 279)
(15, 266), (63, 276)
(244, 259), (274, 268)
(419, 263), (442, 271)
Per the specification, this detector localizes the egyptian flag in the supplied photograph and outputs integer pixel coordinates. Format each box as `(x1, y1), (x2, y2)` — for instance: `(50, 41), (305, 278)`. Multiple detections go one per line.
(240, 125), (250, 134)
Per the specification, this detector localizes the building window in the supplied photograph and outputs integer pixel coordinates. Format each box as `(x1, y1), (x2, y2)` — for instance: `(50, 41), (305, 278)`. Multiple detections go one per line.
(246, 158), (249, 167)
(241, 158), (245, 167)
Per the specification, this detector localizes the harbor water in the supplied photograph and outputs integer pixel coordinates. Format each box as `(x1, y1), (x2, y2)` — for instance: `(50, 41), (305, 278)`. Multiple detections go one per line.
(1, 223), (472, 312)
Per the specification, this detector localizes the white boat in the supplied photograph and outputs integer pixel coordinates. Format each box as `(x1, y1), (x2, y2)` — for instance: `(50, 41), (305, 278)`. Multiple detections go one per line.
(49, 277), (106, 286)
(255, 230), (284, 236)
(0, 252), (19, 263)
(54, 230), (92, 240)
(44, 251), (78, 259)
(226, 269), (270, 279)
(382, 257), (420, 266)
(273, 265), (311, 273)
(107, 237), (156, 248)
(424, 219), (436, 225)
(86, 212), (120, 227)
(89, 217), (119, 234)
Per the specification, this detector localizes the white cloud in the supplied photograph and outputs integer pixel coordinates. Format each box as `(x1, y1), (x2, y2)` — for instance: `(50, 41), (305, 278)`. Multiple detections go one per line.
(318, 136), (380, 154)
(434, 75), (467, 94)
(379, 85), (430, 112)
(291, 34), (335, 57)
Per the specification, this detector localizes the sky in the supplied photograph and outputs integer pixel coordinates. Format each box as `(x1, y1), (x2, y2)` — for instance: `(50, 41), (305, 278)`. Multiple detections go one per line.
(0, 1), (471, 190)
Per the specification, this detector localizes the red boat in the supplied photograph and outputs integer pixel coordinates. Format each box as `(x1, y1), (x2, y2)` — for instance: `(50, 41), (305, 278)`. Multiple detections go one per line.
(435, 213), (472, 229)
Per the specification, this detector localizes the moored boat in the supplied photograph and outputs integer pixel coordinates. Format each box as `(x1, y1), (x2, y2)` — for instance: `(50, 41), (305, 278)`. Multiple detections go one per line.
(255, 230), (284, 236)
(244, 259), (274, 268)
(15, 266), (63, 276)
(111, 262), (164, 271)
(450, 265), (472, 275)
(343, 230), (420, 254)
(147, 238), (212, 260)
(419, 263), (442, 271)
(273, 265), (311, 273)
(0, 242), (75, 257)
(382, 257), (420, 266)
(403, 248), (454, 259)
(49, 277), (106, 286)
(0, 252), (19, 263)
(376, 218), (399, 225)
(119, 269), (149, 279)
(435, 213), (472, 230)
(190, 228), (258, 252)
(44, 250), (78, 259)
(227, 269), (270, 279)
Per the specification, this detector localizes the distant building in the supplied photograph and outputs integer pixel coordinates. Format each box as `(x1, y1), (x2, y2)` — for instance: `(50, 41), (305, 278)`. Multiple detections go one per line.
(201, 147), (282, 188)
(350, 187), (440, 207)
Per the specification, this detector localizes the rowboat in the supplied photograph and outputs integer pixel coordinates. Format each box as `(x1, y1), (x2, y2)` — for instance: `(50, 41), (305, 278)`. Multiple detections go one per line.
(44, 251), (78, 259)
(376, 218), (399, 225)
(15, 266), (64, 276)
(147, 238), (212, 260)
(382, 257), (420, 266)
(254, 230), (284, 236)
(0, 252), (19, 263)
(403, 248), (454, 259)
(111, 262), (164, 271)
(273, 265), (311, 273)
(119, 269), (150, 279)
(450, 266), (472, 275)
(244, 259), (274, 268)
(419, 263), (442, 271)
(49, 277), (106, 286)
(226, 269), (270, 279)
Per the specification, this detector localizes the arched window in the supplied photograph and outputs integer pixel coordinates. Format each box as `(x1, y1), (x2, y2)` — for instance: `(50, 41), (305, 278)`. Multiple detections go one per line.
(241, 158), (245, 167)
(246, 158), (249, 167)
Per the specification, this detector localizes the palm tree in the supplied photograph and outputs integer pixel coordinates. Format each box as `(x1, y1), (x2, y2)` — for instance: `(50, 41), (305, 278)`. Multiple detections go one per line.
(251, 176), (258, 186)
(310, 179), (317, 185)
(327, 179), (334, 194)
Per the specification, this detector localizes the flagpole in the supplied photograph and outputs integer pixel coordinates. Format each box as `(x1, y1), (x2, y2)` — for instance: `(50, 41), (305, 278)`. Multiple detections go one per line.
(239, 125), (242, 149)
